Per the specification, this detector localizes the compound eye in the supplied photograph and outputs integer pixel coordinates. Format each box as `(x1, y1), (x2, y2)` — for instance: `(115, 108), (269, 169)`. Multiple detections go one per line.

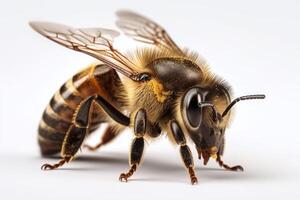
(183, 88), (203, 129)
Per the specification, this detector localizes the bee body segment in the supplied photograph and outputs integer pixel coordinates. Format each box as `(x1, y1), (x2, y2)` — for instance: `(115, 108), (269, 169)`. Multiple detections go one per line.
(38, 64), (127, 156)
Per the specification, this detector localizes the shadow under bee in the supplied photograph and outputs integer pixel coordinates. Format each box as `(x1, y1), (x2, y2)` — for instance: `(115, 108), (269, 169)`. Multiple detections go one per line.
(38, 151), (275, 184)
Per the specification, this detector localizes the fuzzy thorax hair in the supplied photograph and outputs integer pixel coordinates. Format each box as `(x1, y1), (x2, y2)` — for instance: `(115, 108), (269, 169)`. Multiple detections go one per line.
(123, 47), (233, 134)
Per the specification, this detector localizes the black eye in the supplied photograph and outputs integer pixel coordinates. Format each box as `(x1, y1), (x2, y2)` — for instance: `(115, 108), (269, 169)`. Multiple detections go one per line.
(183, 87), (203, 129)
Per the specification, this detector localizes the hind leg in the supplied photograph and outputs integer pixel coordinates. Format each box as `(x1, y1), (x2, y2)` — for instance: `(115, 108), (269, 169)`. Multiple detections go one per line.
(84, 125), (123, 151)
(41, 95), (129, 170)
(41, 96), (94, 170)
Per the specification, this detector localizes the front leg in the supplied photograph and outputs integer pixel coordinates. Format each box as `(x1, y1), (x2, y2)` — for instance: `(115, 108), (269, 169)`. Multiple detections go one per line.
(119, 108), (147, 182)
(170, 120), (198, 184)
(216, 155), (244, 171)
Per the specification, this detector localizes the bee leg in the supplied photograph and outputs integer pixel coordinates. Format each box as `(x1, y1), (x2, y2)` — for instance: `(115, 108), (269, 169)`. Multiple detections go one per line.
(83, 125), (121, 151)
(147, 123), (161, 138)
(170, 120), (198, 185)
(216, 155), (244, 171)
(41, 156), (72, 170)
(83, 94), (129, 150)
(119, 109), (146, 182)
(42, 95), (129, 170)
(41, 96), (95, 170)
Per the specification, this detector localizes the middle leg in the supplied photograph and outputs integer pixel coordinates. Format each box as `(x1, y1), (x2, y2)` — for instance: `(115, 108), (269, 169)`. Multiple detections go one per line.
(119, 108), (147, 182)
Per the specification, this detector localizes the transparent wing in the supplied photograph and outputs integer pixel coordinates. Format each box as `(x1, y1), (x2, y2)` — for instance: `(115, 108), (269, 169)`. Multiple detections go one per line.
(116, 10), (183, 55)
(29, 21), (143, 81)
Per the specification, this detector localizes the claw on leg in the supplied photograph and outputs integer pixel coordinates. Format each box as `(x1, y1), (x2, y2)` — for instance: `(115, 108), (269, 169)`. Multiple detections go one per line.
(41, 157), (71, 170)
(119, 164), (137, 182)
(216, 156), (244, 171)
(119, 173), (128, 182)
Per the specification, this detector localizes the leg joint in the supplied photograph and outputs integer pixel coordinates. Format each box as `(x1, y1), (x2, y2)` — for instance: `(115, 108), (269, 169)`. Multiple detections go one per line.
(130, 137), (145, 165)
(170, 120), (186, 145)
(180, 145), (194, 168)
(94, 95), (130, 126)
(134, 108), (147, 137)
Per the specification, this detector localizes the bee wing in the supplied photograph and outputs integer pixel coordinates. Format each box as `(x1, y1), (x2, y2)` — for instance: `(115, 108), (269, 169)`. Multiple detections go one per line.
(116, 10), (183, 55)
(29, 21), (143, 81)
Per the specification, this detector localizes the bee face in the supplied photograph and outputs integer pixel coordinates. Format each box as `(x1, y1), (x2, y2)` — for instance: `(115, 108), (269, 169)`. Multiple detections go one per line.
(199, 123), (225, 161)
(179, 84), (230, 164)
(199, 86), (230, 160)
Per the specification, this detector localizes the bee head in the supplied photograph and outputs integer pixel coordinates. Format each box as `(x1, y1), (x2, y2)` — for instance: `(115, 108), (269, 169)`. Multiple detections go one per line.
(181, 86), (224, 164)
(181, 86), (265, 164)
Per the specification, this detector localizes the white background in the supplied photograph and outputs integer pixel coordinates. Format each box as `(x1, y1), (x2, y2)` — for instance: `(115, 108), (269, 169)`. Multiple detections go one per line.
(0, 0), (299, 199)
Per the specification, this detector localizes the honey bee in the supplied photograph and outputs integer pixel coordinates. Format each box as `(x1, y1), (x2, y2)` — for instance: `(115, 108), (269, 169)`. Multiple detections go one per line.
(30, 10), (265, 184)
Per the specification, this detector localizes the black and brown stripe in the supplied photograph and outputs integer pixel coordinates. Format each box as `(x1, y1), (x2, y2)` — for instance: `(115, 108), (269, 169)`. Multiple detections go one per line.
(38, 63), (127, 156)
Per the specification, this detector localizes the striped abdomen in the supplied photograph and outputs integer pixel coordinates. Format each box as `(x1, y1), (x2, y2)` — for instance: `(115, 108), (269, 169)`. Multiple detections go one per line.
(38, 64), (126, 156)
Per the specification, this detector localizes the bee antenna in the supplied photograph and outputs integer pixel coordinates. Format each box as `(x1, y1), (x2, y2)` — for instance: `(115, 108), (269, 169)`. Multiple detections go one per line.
(222, 94), (266, 117)
(198, 102), (218, 122)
